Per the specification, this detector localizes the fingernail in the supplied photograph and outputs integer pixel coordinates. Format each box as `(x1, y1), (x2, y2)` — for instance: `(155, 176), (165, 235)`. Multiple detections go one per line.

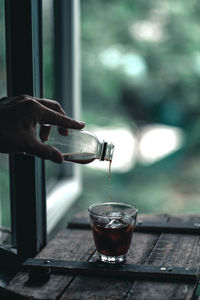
(79, 121), (85, 126)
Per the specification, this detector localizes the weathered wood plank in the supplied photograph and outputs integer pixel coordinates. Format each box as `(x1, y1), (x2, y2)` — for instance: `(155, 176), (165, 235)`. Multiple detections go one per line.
(126, 214), (200, 300)
(5, 229), (95, 300)
(59, 215), (167, 300)
(69, 219), (200, 235)
(5, 214), (199, 300)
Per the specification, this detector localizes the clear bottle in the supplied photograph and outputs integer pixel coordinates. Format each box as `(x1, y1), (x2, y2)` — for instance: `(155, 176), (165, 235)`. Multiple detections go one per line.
(46, 127), (114, 164)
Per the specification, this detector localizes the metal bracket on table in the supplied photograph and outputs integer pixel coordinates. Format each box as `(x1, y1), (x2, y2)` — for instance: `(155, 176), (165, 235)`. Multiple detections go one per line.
(0, 246), (198, 284)
(68, 218), (200, 234)
(23, 258), (199, 283)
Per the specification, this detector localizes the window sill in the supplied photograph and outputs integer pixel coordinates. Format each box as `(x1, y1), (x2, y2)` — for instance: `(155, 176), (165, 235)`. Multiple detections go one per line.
(47, 177), (82, 234)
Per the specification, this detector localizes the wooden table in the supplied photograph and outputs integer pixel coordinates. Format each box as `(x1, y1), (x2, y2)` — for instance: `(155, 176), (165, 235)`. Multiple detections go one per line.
(4, 213), (200, 300)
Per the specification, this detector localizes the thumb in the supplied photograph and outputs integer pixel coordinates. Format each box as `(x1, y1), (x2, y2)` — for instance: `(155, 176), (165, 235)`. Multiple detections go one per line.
(27, 137), (63, 163)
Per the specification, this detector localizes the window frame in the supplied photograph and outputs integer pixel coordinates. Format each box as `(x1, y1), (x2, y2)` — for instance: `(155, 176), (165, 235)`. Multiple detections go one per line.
(46, 0), (82, 235)
(4, 0), (81, 256)
(5, 0), (46, 258)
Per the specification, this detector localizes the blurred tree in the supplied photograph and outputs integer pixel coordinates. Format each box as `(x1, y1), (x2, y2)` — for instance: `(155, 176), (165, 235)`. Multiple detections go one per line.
(81, 0), (200, 129)
(78, 0), (200, 215)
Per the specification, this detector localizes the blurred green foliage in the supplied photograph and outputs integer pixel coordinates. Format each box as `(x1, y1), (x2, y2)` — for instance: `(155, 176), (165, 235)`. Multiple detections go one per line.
(81, 0), (200, 128)
(79, 0), (200, 214)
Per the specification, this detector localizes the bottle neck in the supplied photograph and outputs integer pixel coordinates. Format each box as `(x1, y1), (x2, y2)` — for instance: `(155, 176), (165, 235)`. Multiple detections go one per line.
(100, 142), (114, 161)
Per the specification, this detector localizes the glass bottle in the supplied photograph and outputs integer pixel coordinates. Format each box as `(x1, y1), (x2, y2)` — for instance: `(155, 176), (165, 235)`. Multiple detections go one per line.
(46, 127), (114, 164)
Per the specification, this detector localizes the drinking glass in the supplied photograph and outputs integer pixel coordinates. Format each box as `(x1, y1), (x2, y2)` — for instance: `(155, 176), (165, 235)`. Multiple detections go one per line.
(88, 202), (138, 264)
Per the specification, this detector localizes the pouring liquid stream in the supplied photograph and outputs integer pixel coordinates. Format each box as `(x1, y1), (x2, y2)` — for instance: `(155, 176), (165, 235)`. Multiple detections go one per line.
(108, 160), (112, 201)
(63, 152), (112, 201)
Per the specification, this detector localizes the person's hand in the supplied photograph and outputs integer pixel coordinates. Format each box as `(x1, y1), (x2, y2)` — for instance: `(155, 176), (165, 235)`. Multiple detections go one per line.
(0, 95), (85, 163)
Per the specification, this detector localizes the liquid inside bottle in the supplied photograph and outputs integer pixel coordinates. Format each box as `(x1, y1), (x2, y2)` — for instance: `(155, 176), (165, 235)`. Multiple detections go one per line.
(63, 152), (96, 164)
(46, 127), (114, 165)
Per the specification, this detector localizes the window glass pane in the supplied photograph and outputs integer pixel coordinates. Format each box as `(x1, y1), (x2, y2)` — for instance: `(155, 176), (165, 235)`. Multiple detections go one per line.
(43, 0), (54, 100)
(0, 0), (11, 233)
(43, 1), (81, 236)
(81, 0), (200, 214)
(43, 0), (60, 188)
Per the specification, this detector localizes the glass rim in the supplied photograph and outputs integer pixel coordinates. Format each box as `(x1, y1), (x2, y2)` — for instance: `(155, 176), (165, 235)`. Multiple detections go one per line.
(88, 202), (138, 219)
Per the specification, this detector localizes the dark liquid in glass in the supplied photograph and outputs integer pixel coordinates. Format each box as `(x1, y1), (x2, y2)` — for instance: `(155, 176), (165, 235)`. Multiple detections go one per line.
(91, 223), (134, 256)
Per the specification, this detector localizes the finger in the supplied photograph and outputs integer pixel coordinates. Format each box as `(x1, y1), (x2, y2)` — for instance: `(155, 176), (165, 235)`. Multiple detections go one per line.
(58, 127), (68, 136)
(40, 124), (68, 141)
(40, 125), (68, 143)
(3, 95), (32, 106)
(36, 98), (66, 116)
(39, 124), (52, 141)
(38, 104), (85, 129)
(12, 94), (32, 103)
(26, 136), (63, 163)
(37, 99), (69, 136)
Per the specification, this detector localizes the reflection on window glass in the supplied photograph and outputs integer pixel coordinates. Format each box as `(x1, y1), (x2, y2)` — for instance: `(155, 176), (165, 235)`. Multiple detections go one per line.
(80, 0), (200, 214)
(43, 0), (60, 188)
(0, 0), (11, 232)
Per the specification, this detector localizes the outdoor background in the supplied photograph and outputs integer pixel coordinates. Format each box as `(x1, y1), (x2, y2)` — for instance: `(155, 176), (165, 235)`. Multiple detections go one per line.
(78, 0), (200, 215)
